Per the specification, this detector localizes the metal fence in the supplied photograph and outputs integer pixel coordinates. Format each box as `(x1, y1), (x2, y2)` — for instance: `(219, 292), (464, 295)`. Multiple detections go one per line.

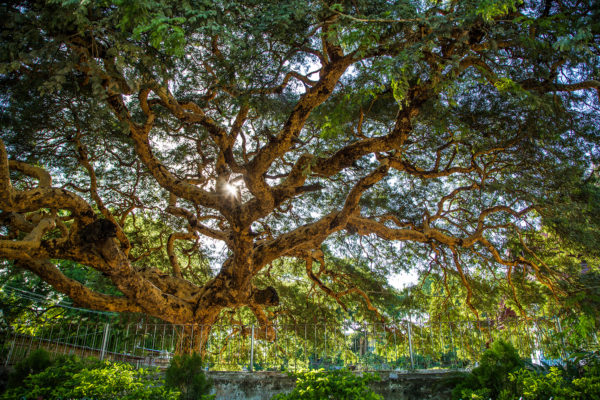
(3, 315), (596, 371)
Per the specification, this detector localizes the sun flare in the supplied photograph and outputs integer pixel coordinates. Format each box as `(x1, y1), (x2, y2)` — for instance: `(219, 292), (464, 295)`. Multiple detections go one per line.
(224, 182), (239, 197)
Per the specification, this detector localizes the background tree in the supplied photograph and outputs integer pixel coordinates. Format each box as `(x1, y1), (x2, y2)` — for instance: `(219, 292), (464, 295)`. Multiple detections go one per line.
(1, 0), (599, 348)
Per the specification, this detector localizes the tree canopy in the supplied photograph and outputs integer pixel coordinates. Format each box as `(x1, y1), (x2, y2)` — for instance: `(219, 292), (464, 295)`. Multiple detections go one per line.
(1, 0), (599, 337)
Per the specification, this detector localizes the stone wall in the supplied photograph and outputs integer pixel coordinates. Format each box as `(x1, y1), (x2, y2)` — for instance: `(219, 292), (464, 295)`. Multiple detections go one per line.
(206, 370), (464, 400)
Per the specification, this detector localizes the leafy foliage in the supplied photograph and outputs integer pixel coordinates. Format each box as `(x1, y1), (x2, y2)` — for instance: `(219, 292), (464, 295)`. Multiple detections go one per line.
(452, 340), (524, 400)
(504, 354), (600, 400)
(507, 367), (572, 400)
(164, 353), (214, 400)
(452, 343), (600, 400)
(3, 349), (100, 398)
(6, 348), (54, 389)
(1, 351), (179, 400)
(272, 369), (382, 400)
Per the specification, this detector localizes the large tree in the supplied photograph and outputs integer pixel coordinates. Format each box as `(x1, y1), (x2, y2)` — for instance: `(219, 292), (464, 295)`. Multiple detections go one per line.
(1, 0), (599, 341)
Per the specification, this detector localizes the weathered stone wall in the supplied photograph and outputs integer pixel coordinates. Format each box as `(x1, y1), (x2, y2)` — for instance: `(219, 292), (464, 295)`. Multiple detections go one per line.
(206, 370), (464, 400)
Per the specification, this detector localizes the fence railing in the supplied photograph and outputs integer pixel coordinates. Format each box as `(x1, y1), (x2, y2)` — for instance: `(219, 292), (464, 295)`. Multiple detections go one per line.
(2, 316), (597, 371)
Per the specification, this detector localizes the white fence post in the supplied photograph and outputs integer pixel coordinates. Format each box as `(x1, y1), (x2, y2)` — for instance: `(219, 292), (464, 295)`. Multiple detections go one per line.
(250, 325), (254, 371)
(100, 323), (110, 361)
(408, 314), (414, 369)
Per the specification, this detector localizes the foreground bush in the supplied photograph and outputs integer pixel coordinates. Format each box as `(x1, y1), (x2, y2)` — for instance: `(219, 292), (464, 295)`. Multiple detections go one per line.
(6, 348), (56, 389)
(271, 369), (382, 400)
(4, 349), (103, 395)
(164, 353), (214, 400)
(1, 351), (179, 400)
(452, 340), (524, 400)
(505, 356), (600, 400)
(453, 341), (600, 400)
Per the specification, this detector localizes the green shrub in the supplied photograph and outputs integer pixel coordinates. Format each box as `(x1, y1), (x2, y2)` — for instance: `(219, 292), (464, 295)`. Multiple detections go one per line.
(454, 387), (492, 400)
(506, 353), (600, 400)
(565, 350), (600, 380)
(507, 367), (571, 400)
(571, 374), (600, 399)
(56, 363), (179, 400)
(164, 353), (214, 400)
(452, 345), (600, 400)
(271, 369), (382, 400)
(3, 354), (100, 399)
(1, 357), (179, 400)
(452, 340), (524, 400)
(7, 348), (54, 388)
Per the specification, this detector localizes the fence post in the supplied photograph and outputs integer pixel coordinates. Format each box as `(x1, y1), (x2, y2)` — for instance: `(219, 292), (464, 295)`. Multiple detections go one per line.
(100, 323), (110, 361)
(556, 317), (567, 361)
(250, 325), (254, 372)
(304, 324), (307, 367)
(324, 324), (327, 363)
(5, 332), (16, 366)
(394, 322), (398, 365)
(407, 314), (414, 369)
